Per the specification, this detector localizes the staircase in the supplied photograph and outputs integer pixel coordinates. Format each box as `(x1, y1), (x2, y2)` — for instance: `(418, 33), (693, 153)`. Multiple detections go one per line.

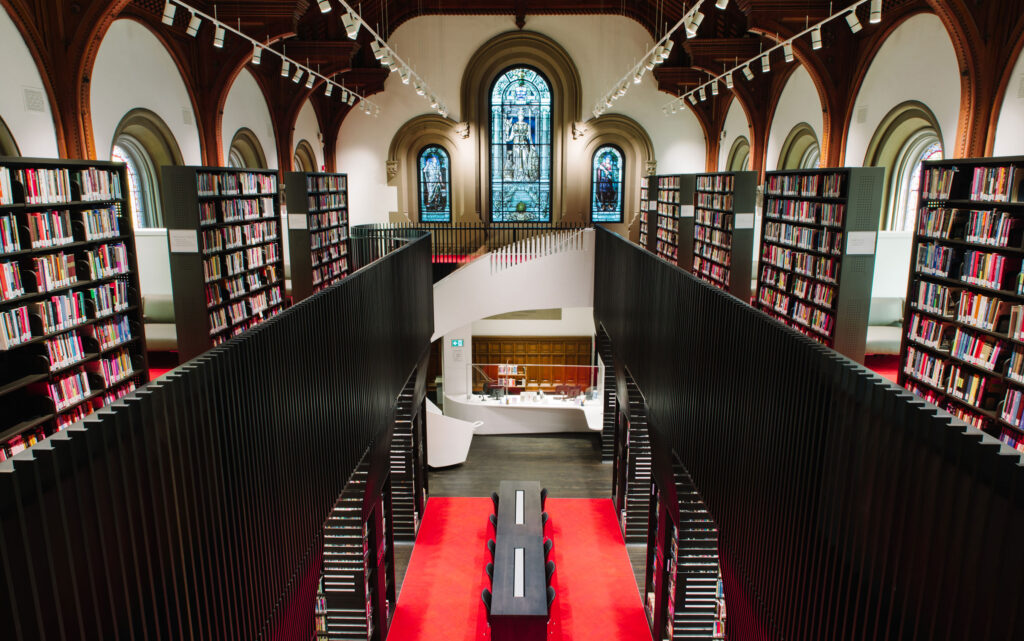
(596, 327), (616, 463)
(322, 459), (372, 640)
(671, 461), (722, 640)
(624, 374), (652, 544)
(390, 377), (420, 542)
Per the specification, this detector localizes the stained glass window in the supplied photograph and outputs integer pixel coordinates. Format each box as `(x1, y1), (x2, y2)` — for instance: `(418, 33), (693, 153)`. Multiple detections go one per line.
(490, 67), (552, 222)
(418, 145), (451, 222)
(591, 145), (624, 223)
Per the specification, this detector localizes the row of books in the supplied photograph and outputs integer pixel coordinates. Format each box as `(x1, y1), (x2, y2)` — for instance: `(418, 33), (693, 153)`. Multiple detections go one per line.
(23, 210), (74, 249)
(693, 256), (728, 286)
(0, 206), (122, 255)
(1, 259), (24, 300)
(760, 245), (839, 283)
(918, 207), (1021, 248)
(695, 210), (732, 231)
(764, 173), (844, 198)
(695, 193), (733, 211)
(311, 227), (348, 251)
(309, 193), (347, 211)
(201, 221), (279, 254)
(696, 175), (734, 193)
(307, 175), (346, 192)
(312, 244), (348, 268)
(197, 172), (276, 196)
(0, 166), (122, 205)
(1, 280), (129, 349)
(765, 199), (846, 227)
(764, 222), (843, 255)
(922, 167), (956, 201)
(84, 242), (129, 280)
(310, 210), (346, 231)
(46, 331), (85, 371)
(199, 197), (276, 225)
(694, 241), (730, 267)
(971, 166), (1017, 203)
(694, 225), (731, 250)
(209, 285), (283, 334)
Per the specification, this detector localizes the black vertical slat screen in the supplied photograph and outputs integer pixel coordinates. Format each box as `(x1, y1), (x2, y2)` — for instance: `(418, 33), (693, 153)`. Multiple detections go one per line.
(593, 228), (1024, 641)
(0, 235), (433, 640)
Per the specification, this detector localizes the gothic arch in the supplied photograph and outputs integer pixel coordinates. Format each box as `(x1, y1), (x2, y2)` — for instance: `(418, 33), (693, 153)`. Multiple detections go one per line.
(726, 137), (751, 172)
(580, 114), (654, 235)
(228, 128), (268, 169)
(460, 30), (582, 221)
(294, 139), (318, 172)
(0, 115), (19, 156)
(387, 114), (461, 222)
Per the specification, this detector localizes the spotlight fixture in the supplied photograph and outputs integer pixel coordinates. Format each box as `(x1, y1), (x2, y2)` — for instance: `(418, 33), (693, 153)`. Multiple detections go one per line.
(783, 41), (794, 63)
(846, 10), (862, 33)
(186, 12), (201, 37)
(251, 44), (262, 65)
(293, 68), (304, 83)
(742, 65), (754, 81)
(633, 69), (643, 84)
(644, 56), (656, 71)
(399, 67), (411, 84)
(724, 72), (734, 89)
(281, 59), (291, 77)
(664, 39), (675, 56)
(687, 94), (697, 105)
(760, 54), (771, 73)
(347, 93), (356, 106)
(686, 12), (704, 38)
(870, 0), (882, 24)
(710, 80), (719, 96)
(305, 74), (315, 89)
(698, 86), (706, 101)
(213, 25), (225, 48)
(161, 0), (177, 26)
(342, 11), (360, 39)
(716, 0), (729, 9)
(318, 0), (332, 13)
(414, 82), (425, 96)
(430, 96), (439, 109)
(325, 83), (333, 97)
(811, 25), (822, 50)
(371, 41), (384, 60)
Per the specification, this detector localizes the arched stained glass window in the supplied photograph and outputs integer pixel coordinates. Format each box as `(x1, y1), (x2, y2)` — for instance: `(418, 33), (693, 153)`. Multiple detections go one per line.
(490, 67), (552, 222)
(591, 145), (624, 223)
(418, 145), (451, 222)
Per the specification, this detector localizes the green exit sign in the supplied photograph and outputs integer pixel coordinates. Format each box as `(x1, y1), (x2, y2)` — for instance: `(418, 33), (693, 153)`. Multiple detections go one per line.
(451, 339), (464, 347)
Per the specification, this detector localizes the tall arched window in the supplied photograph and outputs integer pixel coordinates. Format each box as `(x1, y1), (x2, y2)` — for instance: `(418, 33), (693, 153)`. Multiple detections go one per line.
(294, 139), (318, 173)
(227, 128), (268, 169)
(591, 145), (624, 223)
(111, 136), (160, 228)
(490, 67), (552, 222)
(778, 123), (820, 170)
(418, 145), (451, 222)
(727, 137), (750, 172)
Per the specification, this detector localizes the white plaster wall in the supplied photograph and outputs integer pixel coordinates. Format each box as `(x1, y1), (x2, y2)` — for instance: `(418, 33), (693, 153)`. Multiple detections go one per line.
(765, 65), (823, 172)
(91, 19), (201, 163)
(0, 6), (59, 156)
(719, 97), (751, 171)
(993, 45), (1024, 157)
(471, 307), (595, 336)
(336, 14), (706, 224)
(293, 99), (324, 170)
(442, 326), (474, 398)
(845, 13), (959, 164)
(222, 68), (278, 169)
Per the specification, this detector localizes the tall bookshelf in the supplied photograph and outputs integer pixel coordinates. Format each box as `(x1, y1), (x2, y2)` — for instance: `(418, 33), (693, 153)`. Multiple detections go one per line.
(285, 171), (351, 302)
(0, 157), (149, 461)
(162, 166), (285, 361)
(692, 171), (757, 300)
(639, 175), (655, 252)
(898, 156), (1024, 451)
(653, 174), (695, 267)
(755, 167), (882, 363)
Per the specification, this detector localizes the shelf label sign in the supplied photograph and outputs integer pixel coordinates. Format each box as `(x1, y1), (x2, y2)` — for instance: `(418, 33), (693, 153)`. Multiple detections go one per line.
(679, 205), (695, 218)
(735, 213), (755, 229)
(846, 231), (877, 255)
(168, 229), (199, 253)
(288, 214), (308, 230)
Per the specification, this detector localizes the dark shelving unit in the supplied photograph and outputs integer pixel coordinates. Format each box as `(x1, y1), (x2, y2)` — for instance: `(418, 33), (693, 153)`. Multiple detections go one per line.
(652, 174), (695, 267)
(161, 165), (285, 361)
(285, 171), (351, 302)
(639, 175), (655, 252)
(692, 171), (757, 301)
(0, 156), (148, 460)
(755, 166), (882, 363)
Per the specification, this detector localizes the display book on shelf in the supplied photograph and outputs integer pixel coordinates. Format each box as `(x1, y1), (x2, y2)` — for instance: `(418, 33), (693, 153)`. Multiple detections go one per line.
(692, 171), (757, 300)
(284, 171), (351, 302)
(161, 166), (285, 362)
(754, 167), (882, 363)
(0, 157), (149, 461)
(897, 156), (1024, 454)
(652, 174), (695, 267)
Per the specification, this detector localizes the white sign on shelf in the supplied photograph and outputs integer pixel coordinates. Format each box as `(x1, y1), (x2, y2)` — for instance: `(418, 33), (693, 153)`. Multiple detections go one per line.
(679, 204), (695, 218)
(846, 231), (877, 255)
(735, 213), (755, 229)
(168, 229), (199, 254)
(288, 214), (308, 230)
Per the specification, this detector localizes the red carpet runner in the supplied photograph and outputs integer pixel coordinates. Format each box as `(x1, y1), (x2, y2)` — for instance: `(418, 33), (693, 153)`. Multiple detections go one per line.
(387, 497), (651, 640)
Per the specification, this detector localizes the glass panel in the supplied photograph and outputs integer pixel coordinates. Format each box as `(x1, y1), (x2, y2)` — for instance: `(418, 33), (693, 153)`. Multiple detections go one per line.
(418, 145), (451, 222)
(904, 141), (943, 228)
(490, 67), (552, 222)
(591, 146), (624, 223)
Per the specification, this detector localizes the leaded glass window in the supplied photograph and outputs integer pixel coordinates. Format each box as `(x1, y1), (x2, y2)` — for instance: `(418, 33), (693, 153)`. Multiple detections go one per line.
(591, 145), (624, 223)
(490, 67), (552, 222)
(418, 145), (451, 222)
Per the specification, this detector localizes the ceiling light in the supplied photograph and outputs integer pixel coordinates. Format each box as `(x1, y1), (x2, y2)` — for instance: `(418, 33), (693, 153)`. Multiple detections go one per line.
(213, 25), (225, 48)
(724, 72), (733, 89)
(325, 84), (333, 97)
(761, 54), (771, 73)
(281, 59), (290, 77)
(399, 67), (411, 84)
(687, 12), (704, 38)
(347, 93), (356, 106)
(342, 11), (360, 39)
(305, 74), (315, 89)
(439, 108), (448, 118)
(783, 41), (794, 63)
(742, 65), (754, 81)
(318, 0), (332, 13)
(604, 98), (613, 108)
(371, 41), (385, 60)
(716, 0), (729, 8)
(293, 68), (304, 83)
(870, 0), (882, 24)
(698, 86), (706, 101)
(415, 82), (426, 96)
(664, 39), (675, 56)
(430, 96), (439, 108)
(710, 80), (719, 96)
(633, 69), (643, 84)
(811, 25), (822, 50)
(161, 1), (177, 26)
(687, 94), (697, 105)
(252, 44), (262, 65)
(644, 56), (656, 71)
(846, 10), (862, 33)
(186, 12), (201, 37)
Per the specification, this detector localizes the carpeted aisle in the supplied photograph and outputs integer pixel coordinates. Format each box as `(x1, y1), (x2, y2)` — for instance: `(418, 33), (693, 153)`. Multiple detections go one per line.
(387, 497), (651, 641)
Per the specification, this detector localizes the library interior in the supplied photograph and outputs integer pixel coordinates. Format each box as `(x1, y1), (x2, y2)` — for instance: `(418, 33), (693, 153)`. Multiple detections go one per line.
(3, 0), (1024, 639)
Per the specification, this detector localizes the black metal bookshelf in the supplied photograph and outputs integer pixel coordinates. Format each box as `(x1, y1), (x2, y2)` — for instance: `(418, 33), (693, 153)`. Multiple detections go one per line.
(755, 166), (882, 362)
(692, 171), (757, 300)
(0, 156), (148, 460)
(898, 155), (1024, 450)
(652, 174), (695, 267)
(161, 165), (285, 361)
(285, 171), (351, 302)
(639, 175), (655, 252)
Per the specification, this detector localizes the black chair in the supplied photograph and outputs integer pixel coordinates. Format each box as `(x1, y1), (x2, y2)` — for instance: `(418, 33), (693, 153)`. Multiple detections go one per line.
(482, 588), (492, 622)
(491, 491), (500, 514)
(485, 562), (494, 581)
(487, 539), (496, 560)
(489, 513), (497, 529)
(540, 487), (548, 510)
(544, 537), (553, 559)
(546, 560), (555, 583)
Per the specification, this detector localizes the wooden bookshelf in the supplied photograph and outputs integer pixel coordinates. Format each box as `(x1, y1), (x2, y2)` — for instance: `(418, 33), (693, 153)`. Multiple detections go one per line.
(755, 167), (882, 363)
(284, 171), (351, 302)
(0, 156), (149, 461)
(161, 166), (285, 361)
(652, 174), (695, 267)
(897, 155), (1024, 450)
(692, 171), (757, 300)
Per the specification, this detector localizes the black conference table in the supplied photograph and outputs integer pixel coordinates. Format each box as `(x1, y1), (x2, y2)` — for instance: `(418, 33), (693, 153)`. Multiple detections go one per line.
(489, 480), (548, 641)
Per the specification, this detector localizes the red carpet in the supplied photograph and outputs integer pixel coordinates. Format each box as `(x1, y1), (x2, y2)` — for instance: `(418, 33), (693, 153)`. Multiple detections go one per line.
(388, 497), (651, 641)
(865, 354), (899, 384)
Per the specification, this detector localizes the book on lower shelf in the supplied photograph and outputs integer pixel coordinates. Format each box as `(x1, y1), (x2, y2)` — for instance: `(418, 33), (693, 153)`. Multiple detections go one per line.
(692, 171), (756, 300)
(0, 156), (149, 462)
